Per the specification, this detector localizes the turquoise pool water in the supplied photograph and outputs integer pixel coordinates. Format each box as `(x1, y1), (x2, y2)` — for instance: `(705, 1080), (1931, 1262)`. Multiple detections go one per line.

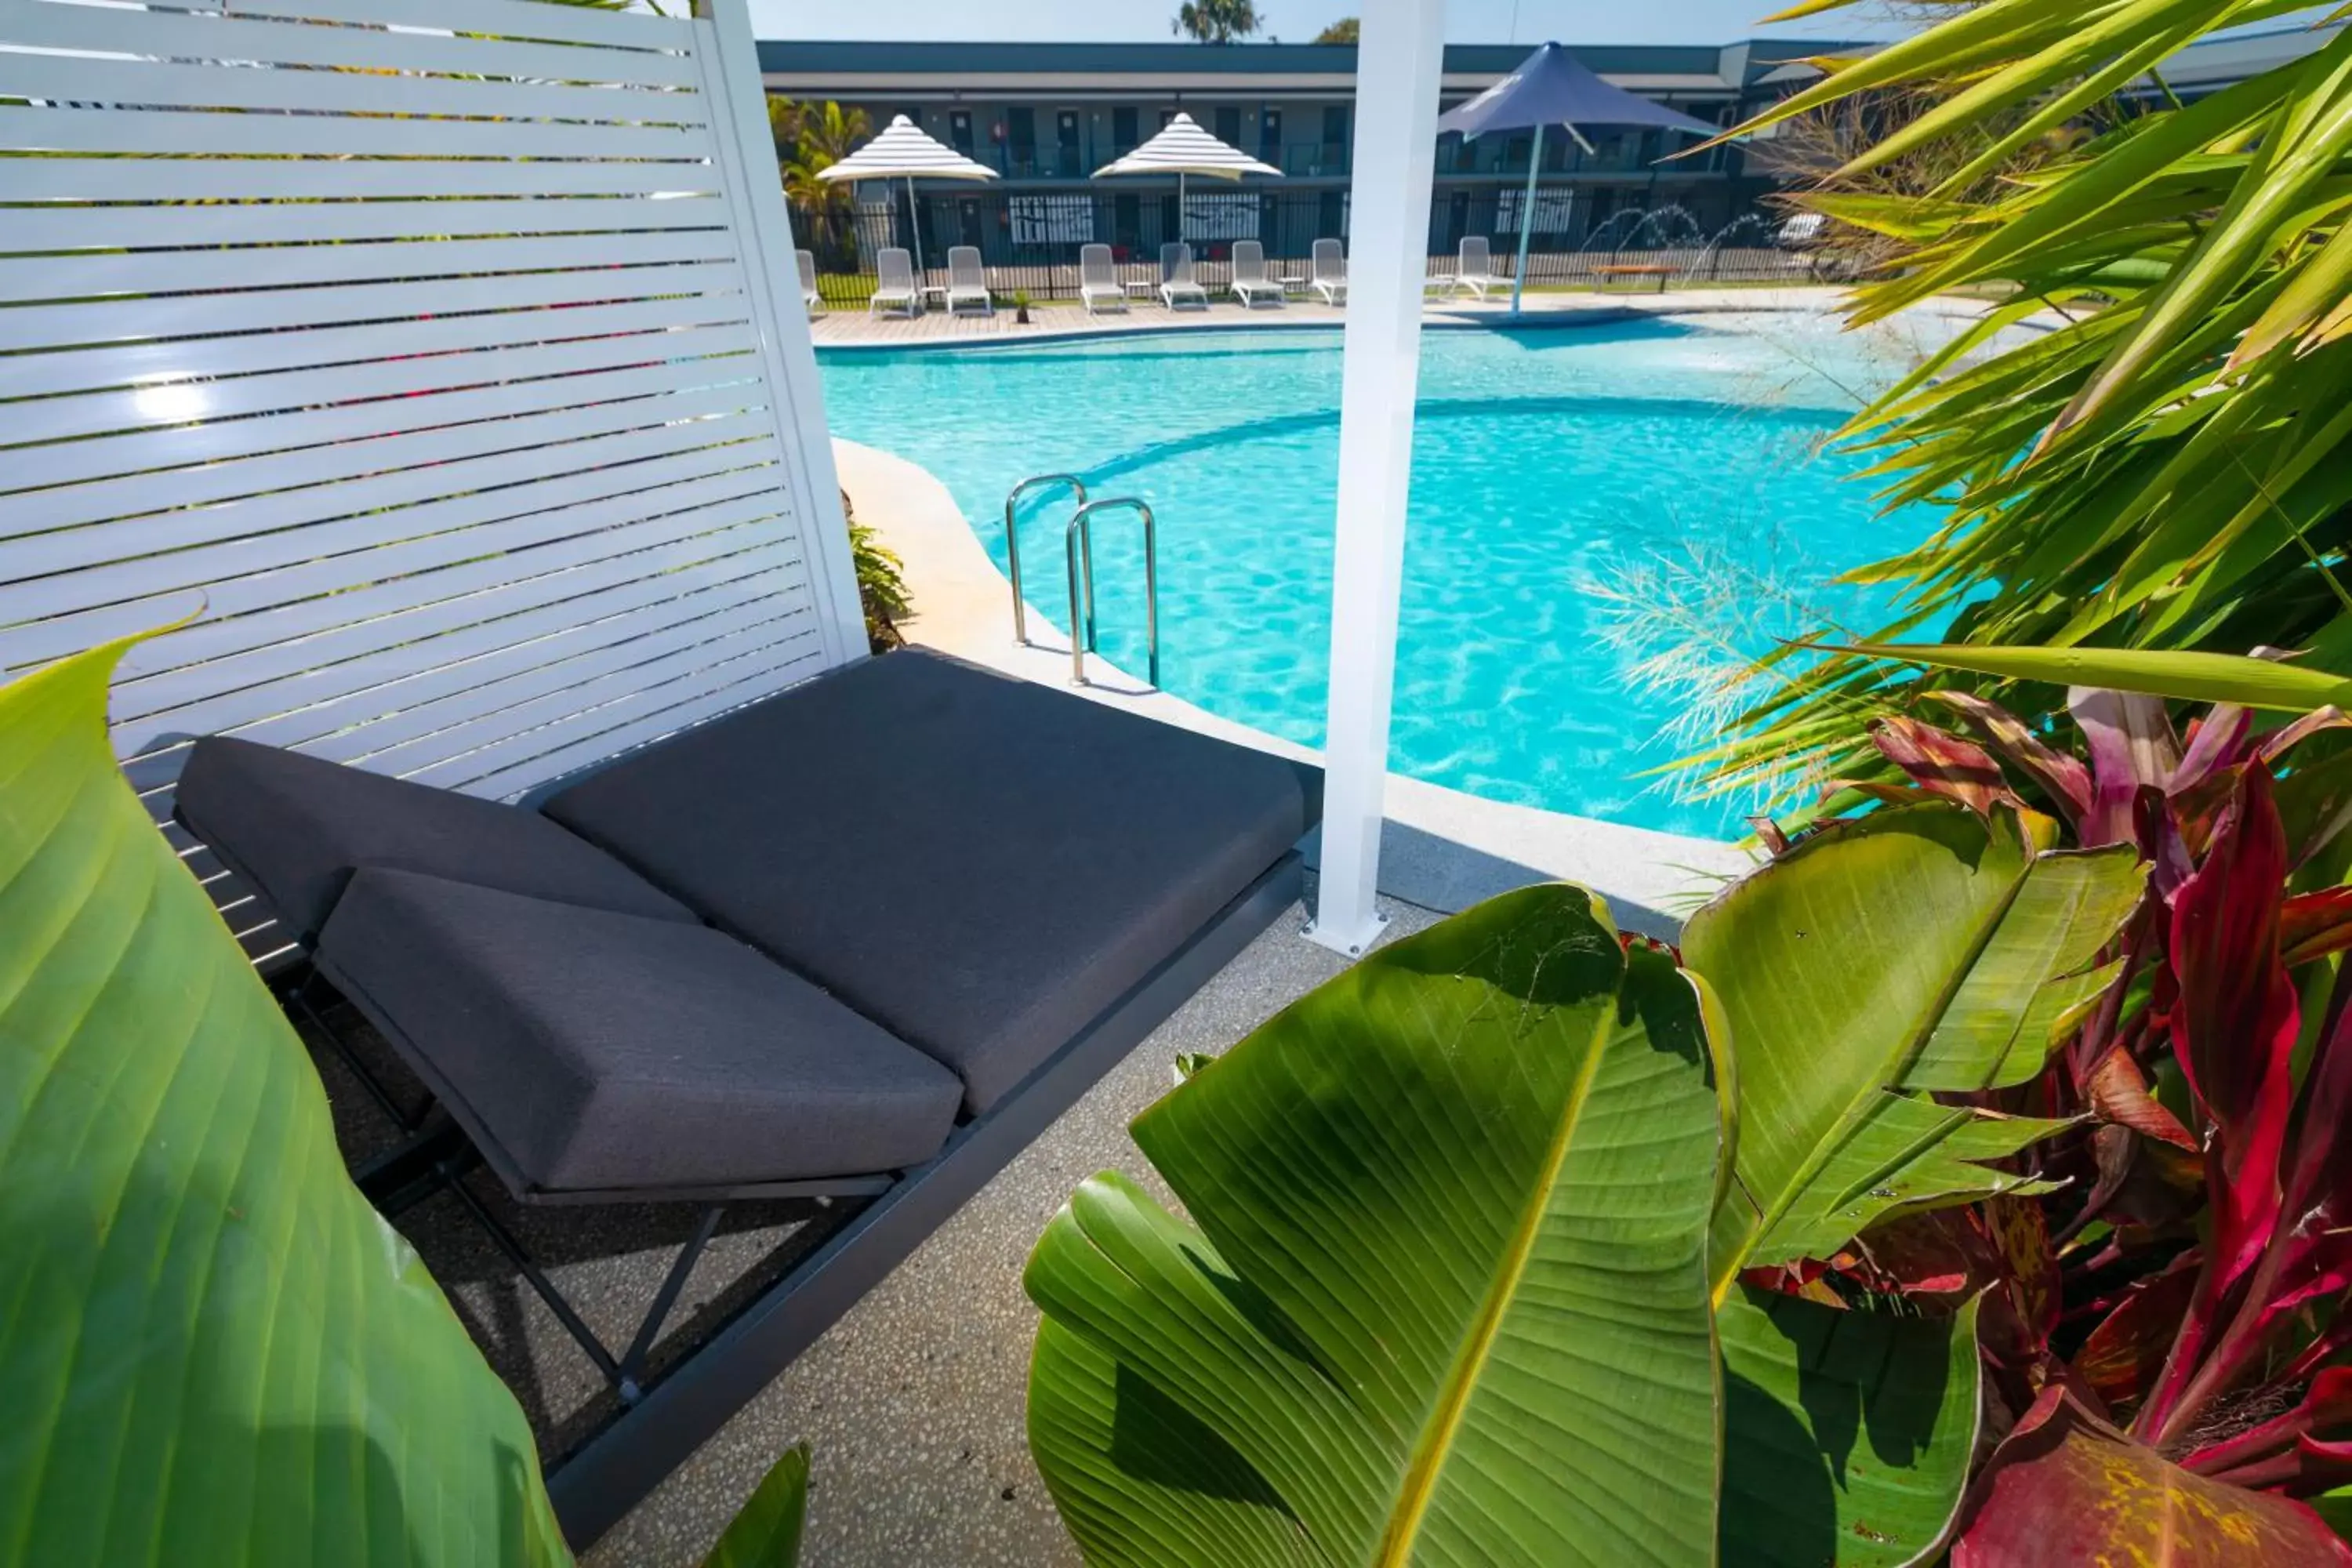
(817, 314), (1952, 838)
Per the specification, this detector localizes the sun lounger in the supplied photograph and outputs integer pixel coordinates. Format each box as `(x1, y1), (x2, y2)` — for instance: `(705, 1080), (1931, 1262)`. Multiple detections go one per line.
(1159, 241), (1207, 310)
(869, 246), (918, 317)
(1455, 235), (1500, 300)
(1079, 243), (1127, 316)
(1312, 238), (1346, 305)
(174, 647), (1319, 1543)
(946, 245), (993, 317)
(1229, 240), (1284, 308)
(796, 249), (820, 310)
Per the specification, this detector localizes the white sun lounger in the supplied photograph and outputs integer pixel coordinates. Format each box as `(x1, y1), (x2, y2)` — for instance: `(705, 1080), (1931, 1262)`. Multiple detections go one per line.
(1079, 244), (1127, 317)
(1454, 236), (1500, 300)
(946, 246), (993, 318)
(1229, 241), (1284, 309)
(869, 248), (918, 317)
(1311, 238), (1346, 306)
(1159, 242), (1207, 310)
(796, 249), (820, 311)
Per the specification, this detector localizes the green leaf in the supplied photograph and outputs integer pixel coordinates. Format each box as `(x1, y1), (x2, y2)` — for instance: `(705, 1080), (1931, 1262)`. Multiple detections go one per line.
(1683, 802), (2141, 1289)
(1025, 886), (1726, 1567)
(0, 641), (570, 1565)
(702, 1446), (809, 1568)
(1836, 640), (2352, 710)
(1720, 1288), (1982, 1568)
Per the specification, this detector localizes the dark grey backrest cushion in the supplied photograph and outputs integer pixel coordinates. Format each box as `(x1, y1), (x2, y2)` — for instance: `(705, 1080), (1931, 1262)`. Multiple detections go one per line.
(543, 648), (1320, 1114)
(174, 735), (697, 945)
(318, 869), (962, 1193)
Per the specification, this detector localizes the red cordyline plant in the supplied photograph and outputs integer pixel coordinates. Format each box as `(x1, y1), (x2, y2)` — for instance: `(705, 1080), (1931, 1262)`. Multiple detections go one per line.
(1752, 681), (2352, 1555)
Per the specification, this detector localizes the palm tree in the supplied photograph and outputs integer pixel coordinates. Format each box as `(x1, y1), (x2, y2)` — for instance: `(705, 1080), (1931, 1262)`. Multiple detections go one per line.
(774, 99), (871, 262)
(1171, 0), (1260, 45)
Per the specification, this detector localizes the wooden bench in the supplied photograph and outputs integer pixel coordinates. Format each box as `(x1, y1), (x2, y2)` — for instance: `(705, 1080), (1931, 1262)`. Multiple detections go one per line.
(1592, 263), (1677, 293)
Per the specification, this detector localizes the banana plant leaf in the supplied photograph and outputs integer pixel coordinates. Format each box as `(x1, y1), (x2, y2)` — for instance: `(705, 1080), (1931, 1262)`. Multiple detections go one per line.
(1025, 885), (1728, 1567)
(1685, 801), (2144, 1290)
(0, 641), (571, 1564)
(702, 1446), (810, 1568)
(1719, 1287), (1983, 1568)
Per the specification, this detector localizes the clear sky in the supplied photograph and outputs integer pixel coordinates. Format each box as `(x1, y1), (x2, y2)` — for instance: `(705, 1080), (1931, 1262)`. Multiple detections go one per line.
(748, 0), (1917, 47)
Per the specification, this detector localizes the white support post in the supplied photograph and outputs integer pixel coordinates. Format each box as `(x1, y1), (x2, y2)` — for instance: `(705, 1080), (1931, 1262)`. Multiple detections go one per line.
(1305, 0), (1445, 957)
(695, 0), (868, 670)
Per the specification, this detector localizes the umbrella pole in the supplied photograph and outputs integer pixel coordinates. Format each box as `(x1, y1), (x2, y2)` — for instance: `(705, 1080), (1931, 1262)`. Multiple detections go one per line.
(1511, 124), (1543, 314)
(905, 173), (924, 289)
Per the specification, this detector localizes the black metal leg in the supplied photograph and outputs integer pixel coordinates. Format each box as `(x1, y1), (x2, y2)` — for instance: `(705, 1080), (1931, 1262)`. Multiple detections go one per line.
(350, 1109), (476, 1218)
(443, 1176), (625, 1386)
(616, 1206), (726, 1405)
(288, 968), (435, 1132)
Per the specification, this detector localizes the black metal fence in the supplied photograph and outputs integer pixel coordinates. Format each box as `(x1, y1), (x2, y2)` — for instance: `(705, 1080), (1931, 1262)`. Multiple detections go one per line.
(791, 187), (1828, 304)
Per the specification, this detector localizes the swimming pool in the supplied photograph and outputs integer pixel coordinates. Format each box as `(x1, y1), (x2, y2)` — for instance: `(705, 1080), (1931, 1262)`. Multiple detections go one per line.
(817, 313), (1962, 839)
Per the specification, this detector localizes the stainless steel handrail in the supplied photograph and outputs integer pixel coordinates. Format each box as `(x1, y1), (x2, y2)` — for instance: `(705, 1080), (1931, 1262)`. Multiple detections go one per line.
(1064, 497), (1159, 689)
(1001, 474), (1087, 644)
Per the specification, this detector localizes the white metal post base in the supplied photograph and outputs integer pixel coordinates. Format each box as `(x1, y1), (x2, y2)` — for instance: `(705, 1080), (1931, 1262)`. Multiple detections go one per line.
(1304, 907), (1390, 958)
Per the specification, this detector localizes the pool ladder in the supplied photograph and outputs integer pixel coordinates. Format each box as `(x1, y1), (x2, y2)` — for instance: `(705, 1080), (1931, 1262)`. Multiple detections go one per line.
(1003, 474), (1160, 689)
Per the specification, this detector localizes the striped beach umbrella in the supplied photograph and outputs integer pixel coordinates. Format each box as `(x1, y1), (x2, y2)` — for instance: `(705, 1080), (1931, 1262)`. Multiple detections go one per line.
(816, 114), (997, 274)
(1094, 112), (1280, 235)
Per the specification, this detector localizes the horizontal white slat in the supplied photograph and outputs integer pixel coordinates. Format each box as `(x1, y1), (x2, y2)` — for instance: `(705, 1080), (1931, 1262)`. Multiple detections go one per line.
(459, 631), (824, 801)
(0, 229), (740, 307)
(0, 412), (775, 586)
(331, 590), (811, 775)
(2, 195), (733, 255)
(5, 0), (850, 883)
(4, 157), (720, 202)
(223, 0), (692, 53)
(0, 258), (746, 358)
(8, 382), (771, 542)
(4, 2), (700, 89)
(91, 487), (796, 684)
(114, 521), (797, 734)
(114, 539), (802, 760)
(2, 458), (782, 665)
(0, 52), (706, 124)
(9, 321), (758, 448)
(4, 293), (751, 400)
(404, 612), (818, 791)
(16, 354), (764, 491)
(0, 104), (710, 160)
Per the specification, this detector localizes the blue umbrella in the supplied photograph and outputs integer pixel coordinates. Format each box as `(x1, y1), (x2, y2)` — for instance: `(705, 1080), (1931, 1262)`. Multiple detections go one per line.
(1437, 42), (1722, 311)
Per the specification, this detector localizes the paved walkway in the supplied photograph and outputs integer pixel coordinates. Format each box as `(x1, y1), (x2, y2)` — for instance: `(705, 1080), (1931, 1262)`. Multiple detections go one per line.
(808, 282), (1855, 349)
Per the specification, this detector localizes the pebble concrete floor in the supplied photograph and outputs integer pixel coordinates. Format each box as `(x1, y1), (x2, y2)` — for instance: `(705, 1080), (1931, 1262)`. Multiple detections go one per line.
(584, 890), (1439, 1567)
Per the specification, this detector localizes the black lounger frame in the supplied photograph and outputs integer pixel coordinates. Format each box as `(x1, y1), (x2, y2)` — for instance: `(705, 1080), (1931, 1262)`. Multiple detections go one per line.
(285, 850), (1302, 1549)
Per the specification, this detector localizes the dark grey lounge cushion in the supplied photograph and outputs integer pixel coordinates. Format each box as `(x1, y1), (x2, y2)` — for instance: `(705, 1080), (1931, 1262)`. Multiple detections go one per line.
(317, 869), (962, 1193)
(174, 735), (696, 943)
(543, 648), (1320, 1114)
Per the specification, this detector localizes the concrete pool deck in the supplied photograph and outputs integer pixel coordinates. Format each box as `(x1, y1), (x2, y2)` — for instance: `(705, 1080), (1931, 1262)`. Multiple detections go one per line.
(808, 281), (1866, 350)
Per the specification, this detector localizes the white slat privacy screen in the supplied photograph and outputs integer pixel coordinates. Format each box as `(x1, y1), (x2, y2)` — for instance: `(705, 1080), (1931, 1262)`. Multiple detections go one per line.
(0, 0), (861, 960)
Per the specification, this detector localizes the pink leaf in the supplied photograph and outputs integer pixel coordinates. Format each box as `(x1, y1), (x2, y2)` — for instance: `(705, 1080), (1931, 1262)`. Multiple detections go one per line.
(1868, 714), (2024, 817)
(1952, 1387), (2352, 1566)
(1922, 688), (2096, 828)
(2073, 687), (2182, 847)
(2167, 764), (2298, 1295)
